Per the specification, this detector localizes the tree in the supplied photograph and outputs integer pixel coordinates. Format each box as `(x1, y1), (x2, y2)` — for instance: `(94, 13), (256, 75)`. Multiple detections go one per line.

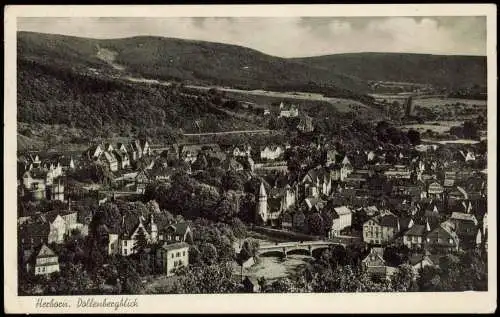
(407, 129), (421, 145)
(391, 264), (416, 292)
(170, 263), (241, 294)
(307, 212), (325, 236)
(199, 243), (218, 265)
(133, 226), (148, 255)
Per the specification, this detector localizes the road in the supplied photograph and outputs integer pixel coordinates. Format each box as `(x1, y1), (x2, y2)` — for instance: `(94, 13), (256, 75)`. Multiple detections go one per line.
(119, 74), (369, 111)
(182, 129), (272, 136)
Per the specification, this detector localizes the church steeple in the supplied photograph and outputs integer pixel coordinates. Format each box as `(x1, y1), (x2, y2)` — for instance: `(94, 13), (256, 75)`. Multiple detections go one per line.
(256, 182), (268, 224)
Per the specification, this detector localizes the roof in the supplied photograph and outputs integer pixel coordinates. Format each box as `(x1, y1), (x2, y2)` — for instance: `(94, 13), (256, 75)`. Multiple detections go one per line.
(37, 244), (57, 258)
(405, 224), (426, 236)
(450, 212), (478, 224)
(222, 157), (243, 171)
(333, 206), (352, 216)
(24, 168), (48, 179)
(368, 211), (399, 228)
(103, 151), (117, 163)
(161, 242), (190, 251)
(259, 182), (267, 197)
(167, 222), (191, 236)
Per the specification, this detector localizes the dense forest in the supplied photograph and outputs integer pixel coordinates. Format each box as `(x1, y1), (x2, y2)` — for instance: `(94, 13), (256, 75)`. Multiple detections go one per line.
(17, 59), (261, 138)
(292, 52), (487, 91)
(18, 31), (370, 95)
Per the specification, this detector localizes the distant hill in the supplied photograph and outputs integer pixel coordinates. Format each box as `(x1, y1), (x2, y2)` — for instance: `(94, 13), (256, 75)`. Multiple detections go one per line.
(17, 31), (370, 96)
(292, 52), (487, 90)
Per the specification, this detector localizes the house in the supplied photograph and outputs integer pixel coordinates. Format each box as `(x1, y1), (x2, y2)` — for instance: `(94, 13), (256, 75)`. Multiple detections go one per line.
(325, 149), (340, 166)
(85, 145), (104, 161)
(402, 221), (430, 249)
(118, 215), (157, 256)
(278, 102), (299, 118)
(269, 185), (297, 213)
(155, 242), (190, 277)
(131, 140), (143, 160)
(449, 210), (478, 243)
(140, 139), (151, 156)
(39, 210), (79, 244)
(231, 145), (252, 157)
(361, 248), (396, 280)
(447, 186), (468, 202)
(113, 150), (131, 169)
(135, 169), (150, 194)
(260, 145), (285, 161)
(301, 166), (332, 198)
(424, 223), (459, 252)
(384, 167), (412, 180)
(180, 144), (221, 163)
(427, 181), (444, 199)
(163, 222), (194, 244)
(363, 210), (400, 245)
(328, 206), (353, 238)
(21, 169), (48, 201)
(459, 150), (476, 162)
(409, 251), (439, 278)
(159, 144), (180, 161)
(222, 157), (244, 172)
(297, 114), (314, 133)
(31, 244), (60, 276)
(102, 151), (118, 172)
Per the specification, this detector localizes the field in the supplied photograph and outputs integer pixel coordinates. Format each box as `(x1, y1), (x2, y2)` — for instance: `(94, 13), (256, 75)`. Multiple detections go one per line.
(413, 97), (487, 108)
(399, 120), (463, 134)
(222, 89), (381, 119)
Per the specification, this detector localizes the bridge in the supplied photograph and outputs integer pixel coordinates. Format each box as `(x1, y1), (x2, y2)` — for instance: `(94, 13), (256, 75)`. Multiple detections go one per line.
(257, 240), (346, 258)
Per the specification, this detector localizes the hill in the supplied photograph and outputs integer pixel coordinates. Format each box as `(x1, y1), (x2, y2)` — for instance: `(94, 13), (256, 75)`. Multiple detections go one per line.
(17, 31), (370, 96)
(17, 58), (263, 141)
(292, 52), (487, 90)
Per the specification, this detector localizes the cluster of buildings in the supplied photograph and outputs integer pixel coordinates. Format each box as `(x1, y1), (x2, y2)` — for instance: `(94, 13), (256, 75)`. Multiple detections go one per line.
(17, 153), (74, 201)
(248, 140), (487, 281)
(19, 200), (193, 277)
(83, 139), (152, 172)
(17, 129), (487, 284)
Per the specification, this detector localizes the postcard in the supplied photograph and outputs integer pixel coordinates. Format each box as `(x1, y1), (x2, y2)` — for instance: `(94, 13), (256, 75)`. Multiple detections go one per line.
(4, 4), (497, 314)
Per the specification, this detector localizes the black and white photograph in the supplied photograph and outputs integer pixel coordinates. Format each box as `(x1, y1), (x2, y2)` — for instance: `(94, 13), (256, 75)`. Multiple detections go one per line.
(4, 4), (497, 314)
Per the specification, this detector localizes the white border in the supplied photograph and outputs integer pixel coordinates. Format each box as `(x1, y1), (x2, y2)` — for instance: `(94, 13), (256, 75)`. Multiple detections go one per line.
(4, 4), (497, 314)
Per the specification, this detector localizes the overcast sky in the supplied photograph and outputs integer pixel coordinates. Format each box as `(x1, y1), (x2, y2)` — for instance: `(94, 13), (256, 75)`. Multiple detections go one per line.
(17, 17), (486, 57)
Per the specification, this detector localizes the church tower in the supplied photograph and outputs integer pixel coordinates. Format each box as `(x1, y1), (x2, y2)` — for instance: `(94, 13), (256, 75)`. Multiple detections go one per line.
(256, 182), (268, 224)
(150, 214), (158, 243)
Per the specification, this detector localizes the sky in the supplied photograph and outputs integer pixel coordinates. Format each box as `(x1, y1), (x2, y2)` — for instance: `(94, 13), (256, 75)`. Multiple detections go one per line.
(17, 16), (486, 57)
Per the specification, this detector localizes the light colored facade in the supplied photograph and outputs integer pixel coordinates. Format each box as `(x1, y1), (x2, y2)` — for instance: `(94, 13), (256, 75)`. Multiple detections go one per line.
(402, 223), (428, 249)
(363, 212), (399, 245)
(158, 242), (190, 277)
(34, 244), (60, 276)
(103, 151), (118, 172)
(260, 146), (284, 161)
(330, 206), (353, 237)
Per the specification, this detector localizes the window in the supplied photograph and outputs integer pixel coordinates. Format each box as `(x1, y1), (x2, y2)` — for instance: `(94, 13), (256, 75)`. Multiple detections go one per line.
(123, 249), (127, 256)
(183, 251), (186, 257)
(124, 241), (127, 246)
(176, 252), (180, 257)
(171, 253), (174, 258)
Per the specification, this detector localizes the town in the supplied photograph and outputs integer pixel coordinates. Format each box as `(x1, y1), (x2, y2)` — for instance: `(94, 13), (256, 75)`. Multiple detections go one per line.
(17, 97), (488, 294)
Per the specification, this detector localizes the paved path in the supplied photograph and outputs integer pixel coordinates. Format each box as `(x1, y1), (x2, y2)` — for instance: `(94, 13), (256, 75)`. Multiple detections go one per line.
(183, 129), (272, 136)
